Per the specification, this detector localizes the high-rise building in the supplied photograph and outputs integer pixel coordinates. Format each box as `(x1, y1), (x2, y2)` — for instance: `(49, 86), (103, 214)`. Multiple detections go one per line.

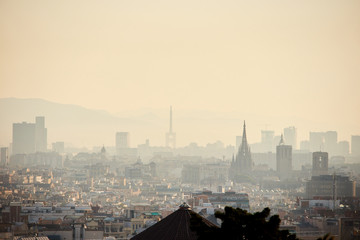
(116, 132), (130, 148)
(115, 132), (137, 157)
(276, 135), (292, 180)
(324, 131), (337, 156)
(166, 106), (176, 148)
(2, 202), (22, 223)
(35, 116), (47, 152)
(309, 132), (325, 152)
(306, 175), (355, 199)
(261, 130), (274, 152)
(12, 122), (35, 155)
(0, 147), (9, 166)
(338, 141), (349, 156)
(273, 135), (281, 151)
(9, 202), (21, 223)
(283, 126), (297, 150)
(351, 135), (360, 156)
(312, 151), (328, 176)
(12, 116), (47, 155)
(230, 121), (253, 181)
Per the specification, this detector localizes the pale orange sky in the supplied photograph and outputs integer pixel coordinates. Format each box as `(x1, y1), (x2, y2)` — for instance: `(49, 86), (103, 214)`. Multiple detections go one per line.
(0, 0), (359, 146)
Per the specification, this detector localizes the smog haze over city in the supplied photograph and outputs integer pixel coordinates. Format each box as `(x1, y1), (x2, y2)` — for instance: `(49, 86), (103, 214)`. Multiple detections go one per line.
(0, 1), (360, 240)
(1, 0), (360, 148)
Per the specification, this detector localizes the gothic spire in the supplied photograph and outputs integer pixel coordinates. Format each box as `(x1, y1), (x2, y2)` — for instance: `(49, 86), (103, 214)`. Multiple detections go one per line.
(232, 120), (253, 176)
(242, 121), (248, 148)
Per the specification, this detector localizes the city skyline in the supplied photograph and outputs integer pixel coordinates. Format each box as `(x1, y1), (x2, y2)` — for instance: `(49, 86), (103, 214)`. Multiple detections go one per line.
(1, 1), (360, 238)
(1, 98), (359, 153)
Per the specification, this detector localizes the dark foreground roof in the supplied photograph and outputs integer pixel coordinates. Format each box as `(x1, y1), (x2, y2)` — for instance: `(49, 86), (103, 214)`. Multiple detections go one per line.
(131, 204), (218, 240)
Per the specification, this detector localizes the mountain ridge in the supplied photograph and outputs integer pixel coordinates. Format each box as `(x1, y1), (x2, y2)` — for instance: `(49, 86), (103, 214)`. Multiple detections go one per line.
(0, 98), (351, 149)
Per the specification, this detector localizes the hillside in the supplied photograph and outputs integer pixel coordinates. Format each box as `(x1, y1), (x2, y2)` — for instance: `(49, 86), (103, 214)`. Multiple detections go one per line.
(0, 98), (146, 148)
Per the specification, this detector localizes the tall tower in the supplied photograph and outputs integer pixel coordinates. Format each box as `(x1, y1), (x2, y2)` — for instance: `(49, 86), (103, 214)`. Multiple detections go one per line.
(324, 131), (338, 157)
(35, 116), (47, 152)
(12, 116), (47, 154)
(276, 134), (292, 180)
(12, 122), (36, 154)
(0, 147), (9, 166)
(312, 151), (328, 176)
(116, 132), (129, 149)
(283, 126), (297, 150)
(166, 106), (176, 148)
(351, 135), (360, 156)
(230, 121), (253, 181)
(261, 130), (274, 152)
(309, 132), (325, 152)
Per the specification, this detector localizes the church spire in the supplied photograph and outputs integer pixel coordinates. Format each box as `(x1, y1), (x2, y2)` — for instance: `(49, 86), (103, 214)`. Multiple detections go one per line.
(242, 121), (248, 148)
(231, 120), (253, 179)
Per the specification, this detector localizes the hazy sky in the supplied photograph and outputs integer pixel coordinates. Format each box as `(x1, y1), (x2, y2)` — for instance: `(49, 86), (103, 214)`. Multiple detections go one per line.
(1, 0), (359, 146)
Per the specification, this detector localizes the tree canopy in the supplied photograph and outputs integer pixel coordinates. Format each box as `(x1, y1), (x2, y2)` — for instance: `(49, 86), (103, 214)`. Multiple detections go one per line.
(190, 206), (298, 240)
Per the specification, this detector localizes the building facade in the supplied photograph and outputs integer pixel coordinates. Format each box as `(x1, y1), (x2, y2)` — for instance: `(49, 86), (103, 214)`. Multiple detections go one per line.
(312, 152), (328, 176)
(306, 175), (356, 199)
(12, 117), (47, 155)
(284, 126), (297, 150)
(116, 132), (130, 149)
(276, 135), (292, 180)
(352, 135), (360, 156)
(0, 147), (9, 166)
(35, 116), (47, 153)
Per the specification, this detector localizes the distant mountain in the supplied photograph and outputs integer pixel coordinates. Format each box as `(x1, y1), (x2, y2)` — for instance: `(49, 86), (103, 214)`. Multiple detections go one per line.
(0, 98), (339, 149)
(0, 97), (131, 125)
(0, 98), (152, 148)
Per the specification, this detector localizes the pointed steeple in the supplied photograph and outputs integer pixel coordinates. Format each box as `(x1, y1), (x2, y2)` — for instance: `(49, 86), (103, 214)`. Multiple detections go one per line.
(241, 121), (248, 148)
(101, 145), (106, 154)
(233, 120), (253, 174)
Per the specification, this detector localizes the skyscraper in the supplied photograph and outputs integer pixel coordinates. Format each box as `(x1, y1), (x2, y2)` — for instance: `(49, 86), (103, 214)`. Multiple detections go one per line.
(166, 106), (176, 148)
(116, 132), (137, 157)
(338, 141), (349, 156)
(35, 116), (47, 152)
(116, 132), (130, 149)
(283, 126), (297, 150)
(276, 135), (292, 180)
(0, 147), (9, 166)
(12, 122), (36, 154)
(230, 121), (253, 181)
(12, 116), (47, 155)
(351, 135), (360, 156)
(324, 131), (338, 157)
(261, 130), (274, 152)
(309, 132), (325, 152)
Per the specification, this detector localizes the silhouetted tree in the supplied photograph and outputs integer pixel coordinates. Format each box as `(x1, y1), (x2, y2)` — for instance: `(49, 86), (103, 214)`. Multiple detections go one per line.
(191, 207), (298, 240)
